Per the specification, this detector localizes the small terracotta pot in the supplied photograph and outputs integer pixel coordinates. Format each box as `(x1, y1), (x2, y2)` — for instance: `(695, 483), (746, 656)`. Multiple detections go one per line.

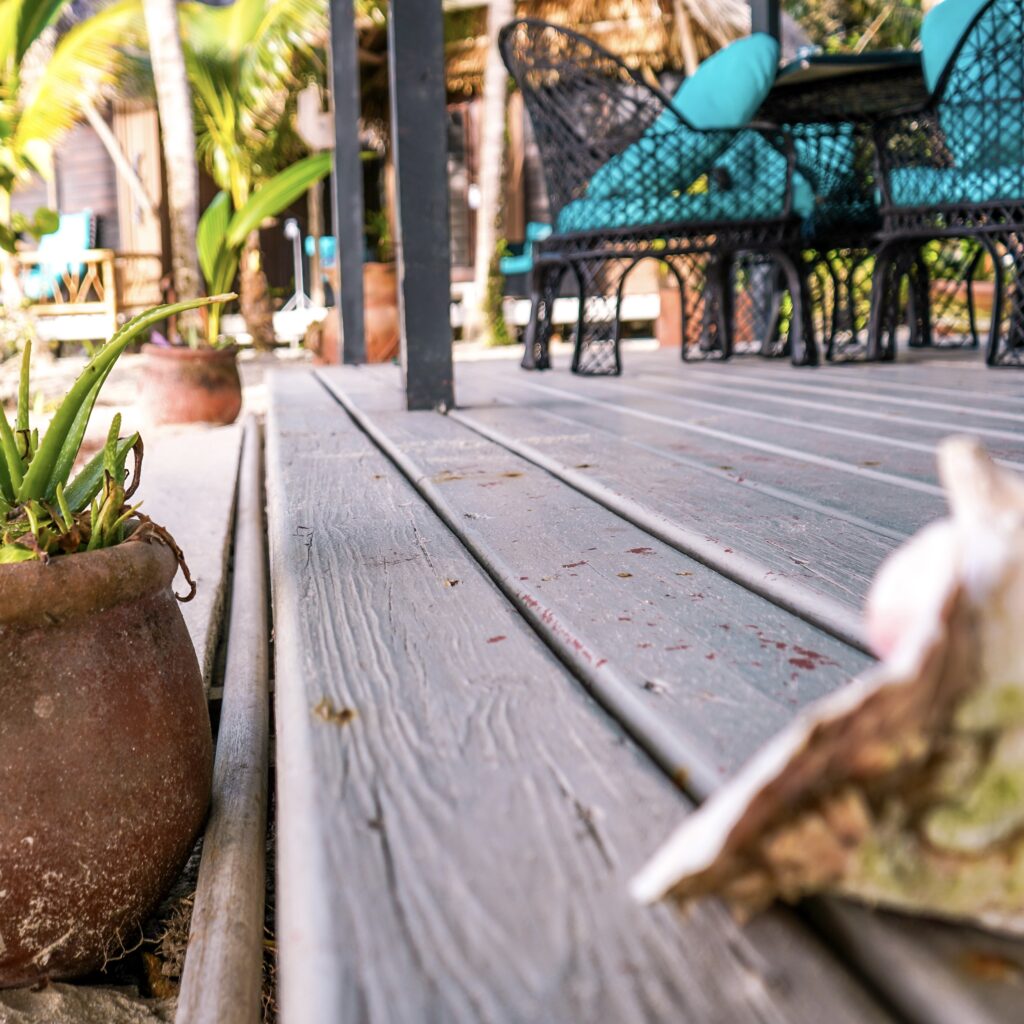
(313, 263), (400, 365)
(0, 538), (213, 987)
(139, 344), (242, 426)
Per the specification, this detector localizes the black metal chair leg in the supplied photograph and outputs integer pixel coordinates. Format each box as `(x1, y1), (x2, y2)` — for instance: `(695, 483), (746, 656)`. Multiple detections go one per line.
(778, 251), (818, 366)
(867, 246), (902, 362)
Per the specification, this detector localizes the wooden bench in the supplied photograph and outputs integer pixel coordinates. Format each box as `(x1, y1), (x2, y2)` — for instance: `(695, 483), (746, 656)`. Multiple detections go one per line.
(260, 354), (1024, 1023)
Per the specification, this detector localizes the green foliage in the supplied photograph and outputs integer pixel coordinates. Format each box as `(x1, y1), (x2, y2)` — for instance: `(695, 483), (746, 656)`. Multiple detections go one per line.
(485, 241), (512, 347)
(365, 208), (392, 262)
(0, 294), (231, 563)
(177, 0), (328, 210)
(789, 1), (923, 53)
(0, 0), (143, 208)
(0, 206), (57, 254)
(196, 153), (332, 343)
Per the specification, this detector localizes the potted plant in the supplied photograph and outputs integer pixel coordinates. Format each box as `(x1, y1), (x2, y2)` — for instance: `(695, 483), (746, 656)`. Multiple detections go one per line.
(314, 206), (401, 365)
(363, 208), (400, 363)
(0, 294), (227, 987)
(139, 154), (333, 426)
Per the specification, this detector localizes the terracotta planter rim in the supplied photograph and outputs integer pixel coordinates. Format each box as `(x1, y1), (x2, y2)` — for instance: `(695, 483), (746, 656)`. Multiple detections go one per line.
(141, 342), (239, 362)
(0, 536), (177, 628)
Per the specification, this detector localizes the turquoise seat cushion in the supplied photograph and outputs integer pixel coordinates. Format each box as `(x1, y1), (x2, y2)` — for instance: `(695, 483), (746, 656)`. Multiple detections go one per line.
(889, 164), (1024, 206)
(21, 210), (93, 301)
(921, 0), (1021, 168)
(557, 180), (794, 235)
(713, 132), (815, 219)
(586, 34), (780, 199)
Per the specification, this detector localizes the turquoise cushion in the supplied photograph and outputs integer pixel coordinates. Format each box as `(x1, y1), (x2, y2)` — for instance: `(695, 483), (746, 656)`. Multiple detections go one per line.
(675, 33), (779, 130)
(920, 0), (1022, 168)
(713, 133), (816, 219)
(889, 164), (1024, 206)
(587, 34), (780, 200)
(557, 182), (792, 234)
(921, 0), (991, 92)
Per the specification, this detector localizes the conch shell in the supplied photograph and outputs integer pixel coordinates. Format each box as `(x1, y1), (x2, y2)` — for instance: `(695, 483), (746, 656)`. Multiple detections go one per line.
(632, 438), (1024, 935)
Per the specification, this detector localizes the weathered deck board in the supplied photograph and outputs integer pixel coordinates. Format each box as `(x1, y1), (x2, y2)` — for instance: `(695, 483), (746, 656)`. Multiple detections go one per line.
(318, 366), (868, 778)
(444, 373), (905, 621)
(177, 418), (269, 1024)
(266, 369), (889, 1024)
(139, 425), (242, 685)
(633, 371), (1024, 463)
(340, 357), (1024, 1024)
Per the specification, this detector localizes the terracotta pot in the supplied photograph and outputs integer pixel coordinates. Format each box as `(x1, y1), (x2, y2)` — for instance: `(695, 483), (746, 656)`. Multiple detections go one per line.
(363, 262), (400, 363)
(656, 281), (702, 350)
(0, 538), (213, 987)
(139, 344), (242, 426)
(313, 263), (400, 365)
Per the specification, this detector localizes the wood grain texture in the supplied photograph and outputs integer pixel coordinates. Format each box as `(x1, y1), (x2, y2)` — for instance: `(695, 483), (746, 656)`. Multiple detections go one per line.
(265, 369), (890, 1024)
(176, 417), (269, 1024)
(139, 424), (243, 686)
(318, 366), (868, 784)
(448, 374), (900, 623)
(346, 357), (1024, 1023)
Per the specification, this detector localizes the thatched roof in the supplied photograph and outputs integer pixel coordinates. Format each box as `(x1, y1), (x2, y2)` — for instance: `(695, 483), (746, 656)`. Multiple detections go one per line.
(441, 0), (809, 97)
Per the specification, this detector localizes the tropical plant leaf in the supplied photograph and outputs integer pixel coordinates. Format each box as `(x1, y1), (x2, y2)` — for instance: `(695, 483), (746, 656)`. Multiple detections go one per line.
(14, 0), (66, 64)
(197, 190), (231, 285)
(225, 151), (332, 248)
(15, 0), (144, 155)
(17, 294), (233, 502)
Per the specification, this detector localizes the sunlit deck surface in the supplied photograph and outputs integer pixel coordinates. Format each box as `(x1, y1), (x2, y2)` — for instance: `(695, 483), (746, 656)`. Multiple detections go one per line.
(266, 350), (1024, 1024)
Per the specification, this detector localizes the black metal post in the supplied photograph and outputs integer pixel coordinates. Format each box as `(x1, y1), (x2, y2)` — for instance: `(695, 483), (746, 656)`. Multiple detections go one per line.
(329, 0), (365, 364)
(387, 0), (455, 411)
(749, 0), (781, 40)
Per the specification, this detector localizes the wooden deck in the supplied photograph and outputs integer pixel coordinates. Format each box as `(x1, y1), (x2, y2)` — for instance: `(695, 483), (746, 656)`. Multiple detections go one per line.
(266, 351), (1024, 1024)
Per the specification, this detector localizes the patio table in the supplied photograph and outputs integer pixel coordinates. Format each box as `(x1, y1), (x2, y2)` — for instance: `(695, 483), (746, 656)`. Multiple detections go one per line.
(755, 51), (933, 361)
(264, 351), (1024, 1024)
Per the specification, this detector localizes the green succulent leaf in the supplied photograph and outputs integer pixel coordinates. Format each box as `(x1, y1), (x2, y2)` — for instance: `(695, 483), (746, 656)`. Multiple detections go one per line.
(0, 403), (24, 498)
(17, 294), (233, 503)
(0, 545), (37, 564)
(64, 434), (137, 514)
(16, 339), (30, 433)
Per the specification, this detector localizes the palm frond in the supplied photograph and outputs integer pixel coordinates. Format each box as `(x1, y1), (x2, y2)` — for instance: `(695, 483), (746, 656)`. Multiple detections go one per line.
(15, 0), (144, 153)
(15, 0), (66, 64)
(237, 0), (326, 126)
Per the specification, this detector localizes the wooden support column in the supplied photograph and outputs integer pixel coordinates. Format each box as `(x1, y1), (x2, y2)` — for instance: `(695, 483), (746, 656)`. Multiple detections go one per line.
(749, 0), (781, 39)
(329, 0), (365, 364)
(388, 0), (455, 411)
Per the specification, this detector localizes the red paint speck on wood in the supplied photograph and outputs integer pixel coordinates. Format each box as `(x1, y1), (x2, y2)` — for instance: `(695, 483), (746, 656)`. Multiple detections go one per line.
(487, 635), (507, 644)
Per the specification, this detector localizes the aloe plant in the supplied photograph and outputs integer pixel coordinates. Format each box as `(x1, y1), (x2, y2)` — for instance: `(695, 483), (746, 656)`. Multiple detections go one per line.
(0, 294), (232, 565)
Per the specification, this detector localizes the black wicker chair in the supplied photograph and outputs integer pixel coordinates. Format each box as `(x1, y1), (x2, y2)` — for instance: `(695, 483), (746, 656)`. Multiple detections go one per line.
(872, 0), (1024, 365)
(500, 18), (815, 375)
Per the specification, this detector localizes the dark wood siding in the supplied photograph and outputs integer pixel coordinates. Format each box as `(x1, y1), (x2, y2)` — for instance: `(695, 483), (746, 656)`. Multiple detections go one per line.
(55, 122), (120, 250)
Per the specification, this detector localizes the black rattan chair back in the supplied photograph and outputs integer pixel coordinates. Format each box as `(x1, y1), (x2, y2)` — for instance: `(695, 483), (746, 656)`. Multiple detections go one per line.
(932, 0), (1024, 171)
(498, 18), (677, 220)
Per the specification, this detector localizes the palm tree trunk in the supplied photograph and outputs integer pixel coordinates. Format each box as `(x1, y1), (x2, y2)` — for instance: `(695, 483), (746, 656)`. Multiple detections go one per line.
(239, 229), (275, 351)
(465, 0), (514, 343)
(142, 0), (204, 340)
